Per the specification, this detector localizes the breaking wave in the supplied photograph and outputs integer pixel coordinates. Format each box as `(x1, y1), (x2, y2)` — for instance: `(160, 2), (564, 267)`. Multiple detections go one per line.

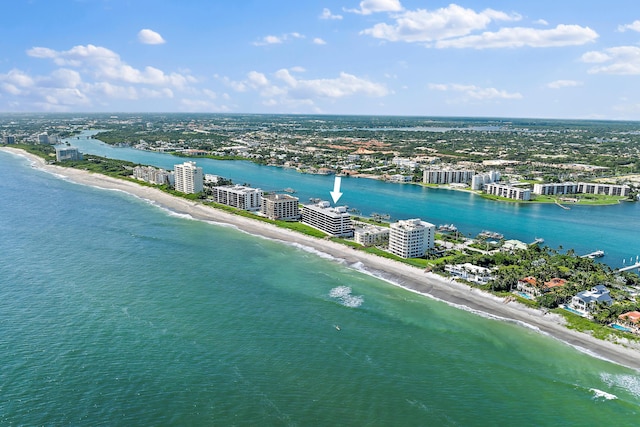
(329, 286), (364, 308)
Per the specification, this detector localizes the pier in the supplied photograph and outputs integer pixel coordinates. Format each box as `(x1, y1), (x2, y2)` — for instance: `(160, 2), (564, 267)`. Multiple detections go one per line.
(618, 256), (640, 272)
(619, 263), (640, 272)
(580, 250), (604, 259)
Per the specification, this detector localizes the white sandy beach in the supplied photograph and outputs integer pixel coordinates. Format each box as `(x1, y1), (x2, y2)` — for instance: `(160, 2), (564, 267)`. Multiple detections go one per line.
(4, 146), (640, 371)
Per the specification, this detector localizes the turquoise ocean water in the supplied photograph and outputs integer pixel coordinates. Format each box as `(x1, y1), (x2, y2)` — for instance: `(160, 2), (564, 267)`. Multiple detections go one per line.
(1, 149), (640, 425)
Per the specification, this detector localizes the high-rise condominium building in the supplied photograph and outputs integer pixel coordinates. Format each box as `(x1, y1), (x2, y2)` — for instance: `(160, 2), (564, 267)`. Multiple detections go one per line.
(388, 219), (435, 259)
(174, 161), (203, 194)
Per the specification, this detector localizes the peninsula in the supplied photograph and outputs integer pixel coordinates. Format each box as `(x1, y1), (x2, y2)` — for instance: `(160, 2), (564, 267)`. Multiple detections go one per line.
(4, 146), (640, 371)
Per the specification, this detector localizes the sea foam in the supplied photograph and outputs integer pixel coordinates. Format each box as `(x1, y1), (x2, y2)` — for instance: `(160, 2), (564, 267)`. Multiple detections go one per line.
(589, 388), (618, 400)
(329, 286), (364, 308)
(600, 372), (640, 398)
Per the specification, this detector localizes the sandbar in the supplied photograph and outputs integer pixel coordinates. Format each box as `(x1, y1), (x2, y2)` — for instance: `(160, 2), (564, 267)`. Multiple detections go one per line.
(4, 147), (640, 371)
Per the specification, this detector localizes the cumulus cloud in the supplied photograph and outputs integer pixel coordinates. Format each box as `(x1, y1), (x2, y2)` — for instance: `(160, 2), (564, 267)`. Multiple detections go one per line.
(346, 0), (403, 15)
(253, 32), (305, 46)
(429, 83), (522, 100)
(581, 46), (640, 74)
(435, 24), (598, 49)
(313, 37), (327, 45)
(361, 4), (520, 43)
(26, 44), (195, 87)
(320, 8), (342, 20)
(618, 20), (640, 33)
(138, 29), (166, 45)
(0, 43), (209, 111)
(179, 98), (230, 112)
(222, 68), (388, 109)
(358, 3), (597, 49)
(546, 79), (582, 89)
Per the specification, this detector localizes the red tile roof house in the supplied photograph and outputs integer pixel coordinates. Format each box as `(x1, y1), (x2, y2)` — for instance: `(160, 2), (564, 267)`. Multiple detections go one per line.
(516, 277), (538, 297)
(516, 277), (566, 298)
(618, 311), (640, 332)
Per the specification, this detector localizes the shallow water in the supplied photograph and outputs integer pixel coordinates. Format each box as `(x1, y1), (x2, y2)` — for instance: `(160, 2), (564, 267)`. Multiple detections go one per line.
(1, 151), (639, 425)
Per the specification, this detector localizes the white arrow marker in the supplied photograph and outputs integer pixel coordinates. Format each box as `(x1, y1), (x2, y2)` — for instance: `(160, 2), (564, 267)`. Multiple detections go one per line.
(330, 176), (343, 204)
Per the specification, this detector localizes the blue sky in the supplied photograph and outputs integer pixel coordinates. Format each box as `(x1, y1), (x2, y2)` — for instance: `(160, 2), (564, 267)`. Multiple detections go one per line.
(1, 0), (640, 119)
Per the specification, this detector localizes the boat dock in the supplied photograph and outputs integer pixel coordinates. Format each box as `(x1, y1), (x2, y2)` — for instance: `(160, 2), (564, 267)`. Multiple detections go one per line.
(581, 250), (604, 259)
(618, 256), (640, 272)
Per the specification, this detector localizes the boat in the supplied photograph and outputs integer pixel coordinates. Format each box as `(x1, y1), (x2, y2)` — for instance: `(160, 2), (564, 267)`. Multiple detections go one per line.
(478, 230), (503, 239)
(335, 325), (341, 331)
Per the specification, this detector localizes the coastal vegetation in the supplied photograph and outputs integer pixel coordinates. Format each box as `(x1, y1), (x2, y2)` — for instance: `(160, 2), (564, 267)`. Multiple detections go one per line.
(4, 113), (640, 346)
(35, 150), (640, 341)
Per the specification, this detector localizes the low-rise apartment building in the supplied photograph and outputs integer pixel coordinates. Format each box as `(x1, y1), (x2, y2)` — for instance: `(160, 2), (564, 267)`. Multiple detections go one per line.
(484, 183), (531, 201)
(353, 225), (389, 246)
(533, 182), (630, 197)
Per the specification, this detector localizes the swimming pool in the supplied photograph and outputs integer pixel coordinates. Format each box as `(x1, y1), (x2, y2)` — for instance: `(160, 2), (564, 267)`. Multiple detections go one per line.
(610, 323), (632, 332)
(561, 305), (586, 317)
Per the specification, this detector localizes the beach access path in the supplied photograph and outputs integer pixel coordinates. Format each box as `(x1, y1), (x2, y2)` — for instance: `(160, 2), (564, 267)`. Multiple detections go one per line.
(4, 147), (640, 371)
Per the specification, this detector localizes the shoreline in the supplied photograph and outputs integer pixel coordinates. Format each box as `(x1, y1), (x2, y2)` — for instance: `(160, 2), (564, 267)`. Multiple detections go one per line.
(4, 146), (640, 371)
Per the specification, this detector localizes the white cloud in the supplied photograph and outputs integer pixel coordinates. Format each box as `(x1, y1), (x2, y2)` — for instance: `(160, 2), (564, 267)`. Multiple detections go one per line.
(435, 24), (598, 49)
(253, 32), (306, 46)
(222, 68), (388, 109)
(254, 35), (283, 45)
(361, 4), (520, 43)
(535, 19), (549, 26)
(618, 20), (640, 33)
(313, 37), (327, 45)
(546, 79), (582, 89)
(358, 4), (597, 49)
(179, 98), (230, 112)
(2, 43), (206, 111)
(274, 69), (388, 98)
(346, 0), (403, 15)
(581, 46), (640, 74)
(429, 83), (522, 100)
(138, 29), (166, 45)
(247, 71), (269, 87)
(320, 8), (342, 20)
(26, 44), (195, 87)
(90, 82), (139, 100)
(0, 69), (35, 89)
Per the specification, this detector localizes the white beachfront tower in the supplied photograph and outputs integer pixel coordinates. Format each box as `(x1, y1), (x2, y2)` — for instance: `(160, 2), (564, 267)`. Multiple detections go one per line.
(213, 184), (263, 211)
(388, 218), (435, 259)
(301, 201), (353, 237)
(174, 161), (204, 194)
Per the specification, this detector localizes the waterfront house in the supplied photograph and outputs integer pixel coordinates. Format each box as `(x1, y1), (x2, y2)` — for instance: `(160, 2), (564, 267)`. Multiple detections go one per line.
(445, 263), (494, 285)
(544, 278), (567, 291)
(618, 311), (640, 330)
(569, 285), (613, 313)
(516, 277), (539, 297)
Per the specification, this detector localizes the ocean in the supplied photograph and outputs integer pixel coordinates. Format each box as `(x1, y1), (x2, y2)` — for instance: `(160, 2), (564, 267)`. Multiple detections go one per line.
(1, 150), (639, 425)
